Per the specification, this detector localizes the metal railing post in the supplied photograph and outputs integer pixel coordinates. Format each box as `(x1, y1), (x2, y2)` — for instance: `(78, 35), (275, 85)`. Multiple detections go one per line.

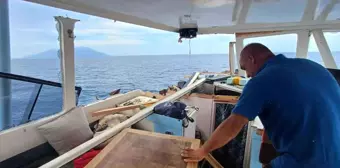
(0, 0), (11, 130)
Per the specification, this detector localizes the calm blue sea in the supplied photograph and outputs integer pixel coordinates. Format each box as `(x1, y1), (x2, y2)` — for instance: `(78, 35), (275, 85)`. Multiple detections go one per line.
(4, 52), (340, 128)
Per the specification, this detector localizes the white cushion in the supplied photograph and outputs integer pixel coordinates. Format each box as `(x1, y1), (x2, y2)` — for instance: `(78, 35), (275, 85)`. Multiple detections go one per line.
(37, 107), (93, 155)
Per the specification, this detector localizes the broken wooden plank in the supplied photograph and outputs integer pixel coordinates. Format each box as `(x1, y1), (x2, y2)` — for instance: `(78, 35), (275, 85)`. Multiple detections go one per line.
(143, 91), (165, 99)
(213, 95), (239, 103)
(205, 153), (224, 168)
(183, 93), (239, 103)
(92, 100), (158, 117)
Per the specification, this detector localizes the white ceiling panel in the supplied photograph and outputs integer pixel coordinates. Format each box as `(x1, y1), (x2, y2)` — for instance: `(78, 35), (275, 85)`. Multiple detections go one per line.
(327, 3), (340, 20)
(25, 0), (340, 34)
(246, 0), (308, 23)
(72, 0), (235, 28)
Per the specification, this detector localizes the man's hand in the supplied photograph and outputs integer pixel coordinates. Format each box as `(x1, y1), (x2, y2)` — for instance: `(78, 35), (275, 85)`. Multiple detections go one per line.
(181, 147), (208, 162)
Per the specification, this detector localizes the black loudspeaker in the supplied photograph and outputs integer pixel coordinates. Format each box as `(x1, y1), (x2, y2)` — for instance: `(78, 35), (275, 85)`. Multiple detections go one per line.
(179, 28), (198, 39)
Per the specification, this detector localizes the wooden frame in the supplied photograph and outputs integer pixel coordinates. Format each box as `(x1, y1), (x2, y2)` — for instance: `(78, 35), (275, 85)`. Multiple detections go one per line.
(86, 128), (200, 168)
(212, 102), (249, 168)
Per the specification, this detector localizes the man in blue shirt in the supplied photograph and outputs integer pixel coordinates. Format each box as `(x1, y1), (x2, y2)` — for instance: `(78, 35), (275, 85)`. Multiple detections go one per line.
(181, 43), (340, 167)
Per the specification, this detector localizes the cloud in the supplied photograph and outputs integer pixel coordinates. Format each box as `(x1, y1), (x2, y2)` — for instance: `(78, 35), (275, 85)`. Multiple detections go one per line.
(75, 38), (145, 46)
(197, 34), (232, 39)
(72, 16), (169, 46)
(75, 19), (169, 38)
(76, 28), (123, 36)
(16, 28), (51, 33)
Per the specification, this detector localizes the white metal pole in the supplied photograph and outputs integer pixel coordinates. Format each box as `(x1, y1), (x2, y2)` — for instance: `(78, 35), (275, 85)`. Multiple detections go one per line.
(0, 0), (11, 130)
(243, 122), (254, 168)
(312, 30), (337, 68)
(55, 16), (79, 112)
(296, 31), (310, 59)
(229, 42), (235, 75)
(235, 37), (246, 77)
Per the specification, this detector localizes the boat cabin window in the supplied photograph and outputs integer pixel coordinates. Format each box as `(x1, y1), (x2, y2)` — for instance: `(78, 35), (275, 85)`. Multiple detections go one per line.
(0, 72), (81, 132)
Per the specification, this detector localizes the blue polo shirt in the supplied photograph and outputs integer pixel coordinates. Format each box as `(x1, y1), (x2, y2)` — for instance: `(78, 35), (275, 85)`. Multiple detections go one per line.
(232, 54), (340, 168)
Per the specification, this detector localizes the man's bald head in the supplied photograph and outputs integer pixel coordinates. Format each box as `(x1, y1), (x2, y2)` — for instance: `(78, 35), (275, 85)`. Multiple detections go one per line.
(239, 43), (275, 77)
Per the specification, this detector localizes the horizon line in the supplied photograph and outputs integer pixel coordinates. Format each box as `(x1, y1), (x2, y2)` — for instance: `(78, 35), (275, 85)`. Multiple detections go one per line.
(13, 51), (340, 59)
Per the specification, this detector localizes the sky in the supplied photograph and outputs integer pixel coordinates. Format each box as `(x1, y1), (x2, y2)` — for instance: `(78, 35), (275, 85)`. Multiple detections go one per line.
(7, 0), (340, 58)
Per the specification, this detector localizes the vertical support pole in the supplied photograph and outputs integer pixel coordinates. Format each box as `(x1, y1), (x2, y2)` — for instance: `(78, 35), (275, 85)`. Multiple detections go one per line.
(55, 16), (79, 112)
(243, 122), (253, 168)
(235, 37), (246, 77)
(0, 0), (11, 130)
(229, 42), (236, 75)
(296, 31), (310, 59)
(312, 30), (337, 68)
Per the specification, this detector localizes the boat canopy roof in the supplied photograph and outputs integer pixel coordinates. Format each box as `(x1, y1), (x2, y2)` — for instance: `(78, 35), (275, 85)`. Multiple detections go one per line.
(26, 0), (340, 34)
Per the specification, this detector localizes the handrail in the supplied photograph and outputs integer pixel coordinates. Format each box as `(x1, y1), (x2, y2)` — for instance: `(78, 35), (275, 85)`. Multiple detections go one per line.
(0, 72), (81, 91)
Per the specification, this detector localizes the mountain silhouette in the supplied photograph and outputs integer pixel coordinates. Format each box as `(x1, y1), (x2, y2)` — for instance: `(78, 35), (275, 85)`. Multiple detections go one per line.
(25, 47), (110, 59)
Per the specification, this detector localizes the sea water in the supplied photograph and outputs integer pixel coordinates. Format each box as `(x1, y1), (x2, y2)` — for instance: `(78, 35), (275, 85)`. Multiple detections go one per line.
(4, 53), (340, 128)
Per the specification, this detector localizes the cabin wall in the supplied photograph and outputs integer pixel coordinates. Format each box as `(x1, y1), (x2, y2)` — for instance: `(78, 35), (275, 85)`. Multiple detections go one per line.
(0, 112), (63, 162)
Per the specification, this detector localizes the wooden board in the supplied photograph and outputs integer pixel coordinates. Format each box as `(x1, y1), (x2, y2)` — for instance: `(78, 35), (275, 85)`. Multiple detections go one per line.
(205, 153), (224, 168)
(86, 128), (200, 168)
(142, 91), (165, 100)
(213, 95), (238, 104)
(91, 100), (158, 117)
(183, 93), (239, 104)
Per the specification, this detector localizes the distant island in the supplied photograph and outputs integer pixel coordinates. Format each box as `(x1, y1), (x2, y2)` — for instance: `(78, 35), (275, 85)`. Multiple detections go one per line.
(24, 47), (110, 59)
(24, 48), (340, 59)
